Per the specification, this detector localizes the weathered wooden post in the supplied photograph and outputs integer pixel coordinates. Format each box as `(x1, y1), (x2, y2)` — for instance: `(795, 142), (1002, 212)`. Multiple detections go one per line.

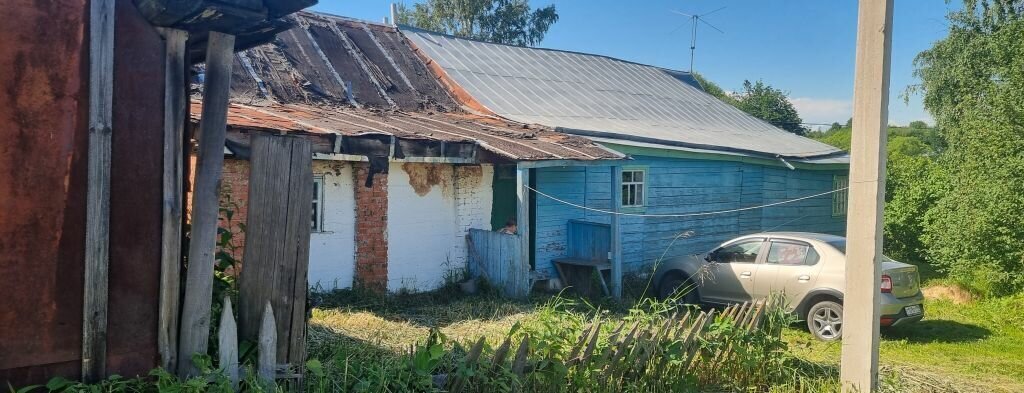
(516, 166), (531, 295)
(82, 0), (115, 382)
(238, 134), (314, 384)
(178, 31), (236, 378)
(158, 26), (189, 373)
(841, 0), (893, 391)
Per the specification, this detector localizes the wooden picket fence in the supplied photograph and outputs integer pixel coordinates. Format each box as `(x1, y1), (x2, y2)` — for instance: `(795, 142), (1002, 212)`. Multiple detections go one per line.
(434, 298), (775, 391)
(215, 296), (296, 391)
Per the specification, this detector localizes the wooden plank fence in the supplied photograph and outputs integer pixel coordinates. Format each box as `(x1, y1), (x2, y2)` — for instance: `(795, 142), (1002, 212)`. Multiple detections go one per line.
(466, 229), (530, 298)
(434, 298), (775, 391)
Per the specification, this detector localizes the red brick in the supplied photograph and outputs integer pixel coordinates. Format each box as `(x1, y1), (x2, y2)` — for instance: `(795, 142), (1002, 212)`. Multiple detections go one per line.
(353, 162), (388, 292)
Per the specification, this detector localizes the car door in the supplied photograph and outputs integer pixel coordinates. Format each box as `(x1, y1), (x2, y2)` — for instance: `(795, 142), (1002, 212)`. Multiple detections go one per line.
(699, 238), (765, 304)
(759, 239), (822, 301)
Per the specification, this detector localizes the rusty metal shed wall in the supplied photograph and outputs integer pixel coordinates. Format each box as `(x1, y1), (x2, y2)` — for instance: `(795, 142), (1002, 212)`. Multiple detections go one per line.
(0, 0), (164, 385)
(0, 0), (89, 383)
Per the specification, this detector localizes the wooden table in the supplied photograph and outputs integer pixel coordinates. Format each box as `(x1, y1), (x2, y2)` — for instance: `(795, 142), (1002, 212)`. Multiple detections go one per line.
(553, 257), (612, 297)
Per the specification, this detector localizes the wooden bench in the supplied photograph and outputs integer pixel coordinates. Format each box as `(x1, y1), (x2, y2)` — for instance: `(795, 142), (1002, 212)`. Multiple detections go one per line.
(552, 220), (612, 297)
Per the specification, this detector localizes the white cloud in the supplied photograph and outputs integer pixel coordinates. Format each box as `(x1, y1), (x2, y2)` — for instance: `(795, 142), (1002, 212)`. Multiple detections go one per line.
(790, 97), (852, 126)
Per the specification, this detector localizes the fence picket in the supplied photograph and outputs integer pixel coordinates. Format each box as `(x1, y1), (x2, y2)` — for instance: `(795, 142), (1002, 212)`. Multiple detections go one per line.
(511, 336), (530, 377)
(217, 296), (239, 391)
(258, 302), (276, 390)
(682, 309), (716, 372)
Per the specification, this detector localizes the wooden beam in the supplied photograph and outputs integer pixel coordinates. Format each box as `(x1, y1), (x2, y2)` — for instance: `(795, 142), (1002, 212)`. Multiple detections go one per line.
(237, 134), (312, 371)
(157, 27), (188, 373)
(609, 166), (623, 299)
(516, 166), (531, 296)
(177, 31), (236, 378)
(840, 0), (894, 392)
(82, 0), (115, 382)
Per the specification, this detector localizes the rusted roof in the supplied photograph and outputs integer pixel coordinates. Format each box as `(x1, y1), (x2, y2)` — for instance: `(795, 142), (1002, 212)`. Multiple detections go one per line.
(202, 11), (618, 162)
(191, 100), (620, 161)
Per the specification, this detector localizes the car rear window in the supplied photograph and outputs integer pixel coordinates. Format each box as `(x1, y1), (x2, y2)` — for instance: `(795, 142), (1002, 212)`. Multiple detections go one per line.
(767, 241), (820, 265)
(827, 240), (893, 261)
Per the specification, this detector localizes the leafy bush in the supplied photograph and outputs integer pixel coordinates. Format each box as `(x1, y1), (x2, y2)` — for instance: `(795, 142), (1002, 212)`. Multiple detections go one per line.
(912, 0), (1024, 295)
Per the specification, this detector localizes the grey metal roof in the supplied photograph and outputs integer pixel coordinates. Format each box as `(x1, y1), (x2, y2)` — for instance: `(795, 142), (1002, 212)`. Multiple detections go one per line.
(402, 27), (846, 160)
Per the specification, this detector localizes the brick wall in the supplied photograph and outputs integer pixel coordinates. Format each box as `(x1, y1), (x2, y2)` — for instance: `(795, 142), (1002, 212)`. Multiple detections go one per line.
(218, 158), (251, 265)
(353, 162), (389, 291)
(452, 165), (494, 270)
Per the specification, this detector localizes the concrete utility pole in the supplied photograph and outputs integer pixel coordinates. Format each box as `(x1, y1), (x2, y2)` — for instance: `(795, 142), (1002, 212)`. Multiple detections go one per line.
(841, 0), (893, 392)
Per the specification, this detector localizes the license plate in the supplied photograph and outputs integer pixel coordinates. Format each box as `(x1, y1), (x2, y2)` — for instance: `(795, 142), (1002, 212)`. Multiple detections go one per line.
(905, 305), (922, 317)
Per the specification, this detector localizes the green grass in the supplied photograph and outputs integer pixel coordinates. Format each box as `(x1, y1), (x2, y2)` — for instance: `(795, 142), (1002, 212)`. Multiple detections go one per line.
(306, 284), (1010, 392)
(785, 294), (1024, 392)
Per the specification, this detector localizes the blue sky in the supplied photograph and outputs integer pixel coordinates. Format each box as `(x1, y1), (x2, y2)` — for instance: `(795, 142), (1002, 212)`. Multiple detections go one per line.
(312, 1), (959, 127)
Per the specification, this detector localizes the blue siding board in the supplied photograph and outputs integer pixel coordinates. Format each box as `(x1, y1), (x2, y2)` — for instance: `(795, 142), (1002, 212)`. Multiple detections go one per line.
(532, 155), (847, 277)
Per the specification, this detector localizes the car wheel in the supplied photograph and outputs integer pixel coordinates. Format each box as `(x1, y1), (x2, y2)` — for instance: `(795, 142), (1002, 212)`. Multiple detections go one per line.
(659, 275), (700, 306)
(807, 300), (843, 341)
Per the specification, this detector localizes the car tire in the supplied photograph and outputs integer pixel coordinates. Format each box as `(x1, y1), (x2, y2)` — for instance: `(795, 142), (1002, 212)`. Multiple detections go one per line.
(659, 275), (700, 306)
(806, 300), (844, 341)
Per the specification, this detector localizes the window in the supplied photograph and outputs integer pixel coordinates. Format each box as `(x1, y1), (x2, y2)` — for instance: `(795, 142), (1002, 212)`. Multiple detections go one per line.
(832, 175), (849, 216)
(621, 169), (646, 208)
(712, 240), (764, 264)
(311, 176), (324, 232)
(766, 241), (820, 266)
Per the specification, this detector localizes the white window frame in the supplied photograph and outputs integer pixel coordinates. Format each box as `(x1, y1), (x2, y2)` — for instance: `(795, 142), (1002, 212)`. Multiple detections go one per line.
(832, 175), (849, 217)
(621, 167), (647, 209)
(312, 176), (325, 232)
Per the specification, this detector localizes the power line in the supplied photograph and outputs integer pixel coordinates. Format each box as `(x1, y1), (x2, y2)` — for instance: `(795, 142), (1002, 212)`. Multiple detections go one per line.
(525, 185), (847, 218)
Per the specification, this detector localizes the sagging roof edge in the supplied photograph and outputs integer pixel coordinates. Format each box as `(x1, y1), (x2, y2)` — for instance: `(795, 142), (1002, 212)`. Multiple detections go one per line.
(558, 127), (849, 162)
(197, 118), (624, 164)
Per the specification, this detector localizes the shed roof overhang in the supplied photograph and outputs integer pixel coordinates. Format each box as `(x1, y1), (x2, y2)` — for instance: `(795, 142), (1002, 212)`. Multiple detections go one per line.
(192, 100), (624, 164)
(132, 0), (317, 63)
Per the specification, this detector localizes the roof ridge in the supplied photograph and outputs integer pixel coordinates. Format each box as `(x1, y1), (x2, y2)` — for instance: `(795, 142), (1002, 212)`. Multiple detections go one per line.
(398, 25), (695, 76)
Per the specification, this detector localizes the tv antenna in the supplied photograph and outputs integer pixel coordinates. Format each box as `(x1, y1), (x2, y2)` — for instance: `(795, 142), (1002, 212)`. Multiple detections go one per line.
(670, 7), (726, 73)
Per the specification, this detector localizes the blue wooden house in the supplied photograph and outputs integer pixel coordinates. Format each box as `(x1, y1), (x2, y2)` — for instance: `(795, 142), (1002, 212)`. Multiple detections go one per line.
(403, 28), (849, 295)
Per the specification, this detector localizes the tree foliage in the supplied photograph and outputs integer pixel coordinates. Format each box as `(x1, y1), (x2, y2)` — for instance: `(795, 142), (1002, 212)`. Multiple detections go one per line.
(909, 0), (1024, 295)
(732, 80), (808, 135)
(692, 72), (738, 106)
(395, 0), (558, 47)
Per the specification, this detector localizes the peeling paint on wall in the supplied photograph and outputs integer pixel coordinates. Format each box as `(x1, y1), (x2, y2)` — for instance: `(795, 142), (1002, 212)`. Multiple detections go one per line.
(401, 162), (453, 197)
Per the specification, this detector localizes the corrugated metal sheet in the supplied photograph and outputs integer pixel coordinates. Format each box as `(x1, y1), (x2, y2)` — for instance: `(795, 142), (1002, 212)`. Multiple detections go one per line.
(402, 27), (846, 160)
(192, 101), (620, 161)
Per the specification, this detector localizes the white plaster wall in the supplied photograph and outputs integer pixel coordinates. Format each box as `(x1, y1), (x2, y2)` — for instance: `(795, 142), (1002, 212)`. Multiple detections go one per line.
(308, 161), (356, 290)
(386, 163), (493, 292)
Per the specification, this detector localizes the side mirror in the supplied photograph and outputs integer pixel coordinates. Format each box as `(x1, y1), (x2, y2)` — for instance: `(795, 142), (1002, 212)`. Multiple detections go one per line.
(705, 251), (716, 263)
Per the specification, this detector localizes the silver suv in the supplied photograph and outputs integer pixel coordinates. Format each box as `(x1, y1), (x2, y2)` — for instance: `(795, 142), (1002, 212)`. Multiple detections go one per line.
(653, 232), (924, 341)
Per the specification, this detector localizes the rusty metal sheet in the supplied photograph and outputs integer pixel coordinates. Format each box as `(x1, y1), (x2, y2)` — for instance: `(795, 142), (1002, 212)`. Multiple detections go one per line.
(105, 0), (164, 377)
(1, 0), (164, 385)
(0, 0), (90, 385)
